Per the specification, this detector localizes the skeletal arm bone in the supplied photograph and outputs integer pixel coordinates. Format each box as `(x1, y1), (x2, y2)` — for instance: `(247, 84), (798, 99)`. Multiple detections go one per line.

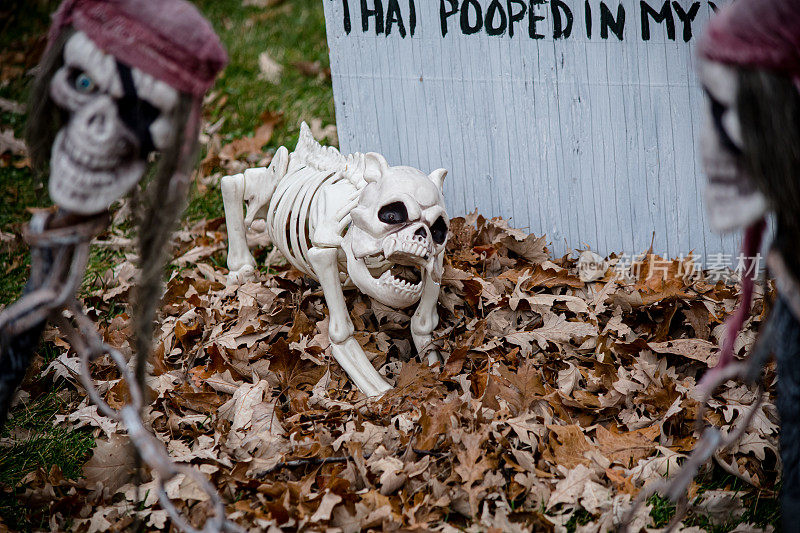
(308, 246), (392, 397)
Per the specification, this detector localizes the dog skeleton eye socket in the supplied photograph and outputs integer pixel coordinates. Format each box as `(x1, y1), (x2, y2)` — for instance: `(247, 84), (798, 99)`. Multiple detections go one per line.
(378, 202), (408, 224)
(70, 69), (97, 94)
(431, 216), (448, 244)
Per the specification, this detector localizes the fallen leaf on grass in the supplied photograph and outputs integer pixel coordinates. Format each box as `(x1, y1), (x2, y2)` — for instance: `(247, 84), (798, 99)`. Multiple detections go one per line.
(547, 464), (594, 509)
(595, 425), (659, 468)
(309, 118), (338, 146)
(0, 128), (26, 156)
(219, 111), (282, 165)
(547, 425), (593, 469)
(258, 51), (283, 83)
(649, 338), (718, 365)
(0, 97), (25, 114)
(83, 434), (136, 492)
(293, 60), (331, 79)
(530, 311), (597, 350)
(310, 491), (342, 522)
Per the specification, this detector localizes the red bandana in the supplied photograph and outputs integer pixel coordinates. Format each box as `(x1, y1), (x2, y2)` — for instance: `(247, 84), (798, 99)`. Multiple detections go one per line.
(699, 0), (800, 90)
(48, 0), (227, 97)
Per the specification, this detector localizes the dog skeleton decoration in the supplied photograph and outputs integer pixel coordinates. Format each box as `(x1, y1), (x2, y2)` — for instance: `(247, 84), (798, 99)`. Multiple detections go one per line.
(222, 123), (449, 397)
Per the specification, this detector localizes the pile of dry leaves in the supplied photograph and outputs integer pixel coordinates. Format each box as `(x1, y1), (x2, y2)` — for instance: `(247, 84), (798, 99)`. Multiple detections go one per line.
(11, 208), (780, 531)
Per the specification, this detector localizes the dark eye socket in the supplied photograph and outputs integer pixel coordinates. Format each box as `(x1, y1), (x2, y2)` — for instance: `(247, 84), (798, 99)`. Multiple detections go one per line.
(430, 216), (448, 244)
(704, 89), (741, 155)
(378, 202), (408, 224)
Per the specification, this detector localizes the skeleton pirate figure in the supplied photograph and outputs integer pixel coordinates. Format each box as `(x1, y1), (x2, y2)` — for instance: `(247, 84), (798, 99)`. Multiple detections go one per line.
(696, 0), (800, 522)
(0, 0), (226, 457)
(623, 0), (800, 528)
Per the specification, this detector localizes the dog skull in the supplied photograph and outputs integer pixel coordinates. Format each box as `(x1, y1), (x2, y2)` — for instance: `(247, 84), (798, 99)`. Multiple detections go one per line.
(48, 31), (179, 215)
(343, 153), (448, 309)
(699, 58), (768, 233)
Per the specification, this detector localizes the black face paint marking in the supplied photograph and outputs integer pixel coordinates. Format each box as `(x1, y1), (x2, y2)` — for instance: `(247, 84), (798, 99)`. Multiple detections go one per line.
(705, 88), (742, 156)
(116, 61), (159, 156)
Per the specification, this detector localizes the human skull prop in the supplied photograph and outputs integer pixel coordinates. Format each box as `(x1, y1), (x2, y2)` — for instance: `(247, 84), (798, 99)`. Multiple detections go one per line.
(48, 31), (179, 215)
(342, 153), (449, 309)
(699, 58), (768, 233)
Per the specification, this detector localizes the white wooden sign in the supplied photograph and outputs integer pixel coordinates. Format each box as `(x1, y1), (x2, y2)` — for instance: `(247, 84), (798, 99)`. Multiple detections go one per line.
(322, 0), (737, 258)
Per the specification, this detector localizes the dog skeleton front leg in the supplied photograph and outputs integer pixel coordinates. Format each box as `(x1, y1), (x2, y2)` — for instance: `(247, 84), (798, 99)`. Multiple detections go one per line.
(308, 245), (392, 397)
(307, 180), (392, 397)
(412, 254), (444, 365)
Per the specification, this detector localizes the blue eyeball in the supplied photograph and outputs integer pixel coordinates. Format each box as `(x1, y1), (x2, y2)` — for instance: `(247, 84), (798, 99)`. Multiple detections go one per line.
(74, 72), (96, 93)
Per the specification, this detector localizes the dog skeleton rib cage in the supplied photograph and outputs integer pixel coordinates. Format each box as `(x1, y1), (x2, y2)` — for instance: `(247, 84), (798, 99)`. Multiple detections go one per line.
(0, 0), (239, 531)
(222, 122), (449, 397)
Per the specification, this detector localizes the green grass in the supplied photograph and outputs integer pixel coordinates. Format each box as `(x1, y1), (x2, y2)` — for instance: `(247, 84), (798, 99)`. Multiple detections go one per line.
(564, 508), (593, 533)
(649, 493), (677, 527)
(0, 345), (95, 531)
(197, 0), (334, 140)
(646, 467), (781, 532)
(0, 392), (95, 530)
(184, 0), (335, 223)
(0, 0), (55, 307)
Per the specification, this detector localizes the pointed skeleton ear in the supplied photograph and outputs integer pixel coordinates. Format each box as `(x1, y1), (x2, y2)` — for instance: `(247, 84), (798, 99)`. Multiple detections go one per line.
(429, 168), (448, 191)
(364, 152), (389, 183)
